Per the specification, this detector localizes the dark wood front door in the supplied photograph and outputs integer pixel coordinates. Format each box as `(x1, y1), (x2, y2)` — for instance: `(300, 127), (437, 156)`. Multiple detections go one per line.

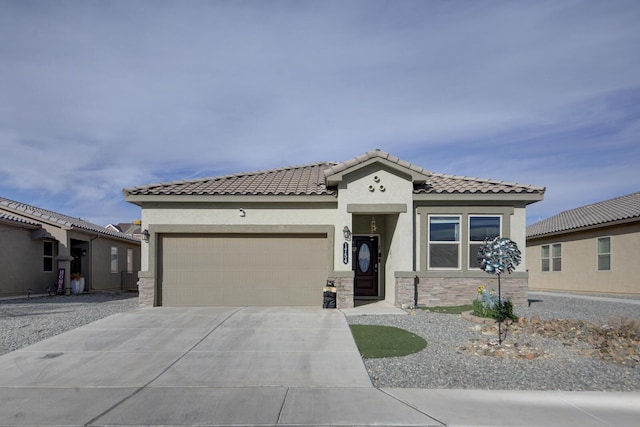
(353, 236), (379, 297)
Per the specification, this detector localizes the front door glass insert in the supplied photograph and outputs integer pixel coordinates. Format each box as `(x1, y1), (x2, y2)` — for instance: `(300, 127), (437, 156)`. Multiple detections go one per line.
(358, 242), (371, 273)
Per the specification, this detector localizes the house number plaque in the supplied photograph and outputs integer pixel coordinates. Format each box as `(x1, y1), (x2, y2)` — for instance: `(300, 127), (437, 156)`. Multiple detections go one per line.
(343, 242), (349, 264)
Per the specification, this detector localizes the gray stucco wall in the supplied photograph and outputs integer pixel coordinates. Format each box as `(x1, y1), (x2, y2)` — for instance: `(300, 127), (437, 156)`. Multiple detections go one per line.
(89, 237), (141, 291)
(0, 223), (57, 296)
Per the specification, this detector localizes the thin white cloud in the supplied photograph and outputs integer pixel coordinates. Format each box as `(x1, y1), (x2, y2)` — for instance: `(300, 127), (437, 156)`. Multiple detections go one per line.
(0, 0), (639, 224)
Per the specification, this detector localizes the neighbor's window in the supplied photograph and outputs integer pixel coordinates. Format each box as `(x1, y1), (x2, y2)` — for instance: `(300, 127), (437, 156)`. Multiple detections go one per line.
(541, 245), (550, 271)
(111, 247), (118, 273)
(468, 216), (501, 269)
(552, 243), (562, 271)
(429, 216), (460, 269)
(597, 237), (611, 271)
(43, 241), (54, 272)
(541, 243), (562, 271)
(127, 249), (134, 273)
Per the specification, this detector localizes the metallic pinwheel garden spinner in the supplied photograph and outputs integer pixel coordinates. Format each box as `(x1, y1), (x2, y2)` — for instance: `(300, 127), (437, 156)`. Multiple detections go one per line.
(477, 237), (521, 344)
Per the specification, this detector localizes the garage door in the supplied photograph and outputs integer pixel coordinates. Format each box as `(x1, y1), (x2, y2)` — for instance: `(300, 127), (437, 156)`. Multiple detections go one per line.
(159, 233), (329, 306)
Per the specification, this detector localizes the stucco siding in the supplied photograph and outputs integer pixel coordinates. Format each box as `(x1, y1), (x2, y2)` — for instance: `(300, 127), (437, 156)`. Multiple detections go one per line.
(336, 164), (414, 303)
(510, 205), (528, 273)
(0, 223), (56, 296)
(90, 237), (141, 291)
(527, 222), (640, 295)
(140, 202), (336, 272)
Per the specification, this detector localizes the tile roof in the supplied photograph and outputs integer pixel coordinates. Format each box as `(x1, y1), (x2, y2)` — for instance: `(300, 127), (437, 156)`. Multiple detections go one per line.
(124, 162), (338, 196)
(0, 196), (139, 242)
(415, 173), (544, 195)
(123, 151), (545, 197)
(323, 149), (431, 179)
(527, 191), (640, 238)
(0, 212), (40, 227)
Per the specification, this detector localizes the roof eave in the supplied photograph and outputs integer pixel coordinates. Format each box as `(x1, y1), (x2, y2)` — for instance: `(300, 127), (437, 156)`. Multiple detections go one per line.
(413, 193), (545, 204)
(527, 216), (640, 240)
(0, 216), (41, 230)
(324, 157), (429, 186)
(125, 194), (338, 205)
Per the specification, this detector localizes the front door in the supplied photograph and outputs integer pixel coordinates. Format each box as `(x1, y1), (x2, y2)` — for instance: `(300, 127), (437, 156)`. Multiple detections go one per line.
(353, 236), (379, 298)
(71, 247), (83, 277)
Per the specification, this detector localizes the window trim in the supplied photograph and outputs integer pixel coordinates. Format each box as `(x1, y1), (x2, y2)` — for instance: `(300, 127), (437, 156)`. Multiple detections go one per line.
(541, 243), (562, 272)
(551, 243), (562, 272)
(427, 214), (461, 270)
(597, 236), (611, 271)
(43, 240), (54, 272)
(127, 248), (134, 273)
(468, 215), (502, 270)
(111, 247), (119, 274)
(541, 244), (550, 272)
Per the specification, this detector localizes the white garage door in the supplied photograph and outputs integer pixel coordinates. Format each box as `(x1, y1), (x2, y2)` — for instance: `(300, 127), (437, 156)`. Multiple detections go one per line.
(159, 234), (329, 306)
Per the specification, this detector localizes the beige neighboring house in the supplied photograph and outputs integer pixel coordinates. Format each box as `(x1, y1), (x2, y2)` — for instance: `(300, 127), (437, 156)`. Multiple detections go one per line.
(124, 150), (545, 308)
(526, 191), (640, 296)
(0, 197), (141, 297)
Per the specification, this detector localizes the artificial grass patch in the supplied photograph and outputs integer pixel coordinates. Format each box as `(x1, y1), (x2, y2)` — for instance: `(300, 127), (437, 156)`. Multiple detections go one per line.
(349, 325), (427, 358)
(422, 305), (473, 314)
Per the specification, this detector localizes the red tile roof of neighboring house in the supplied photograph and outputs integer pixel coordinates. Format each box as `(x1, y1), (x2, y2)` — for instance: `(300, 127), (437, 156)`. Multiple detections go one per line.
(0, 197), (140, 242)
(123, 150), (545, 197)
(527, 191), (640, 238)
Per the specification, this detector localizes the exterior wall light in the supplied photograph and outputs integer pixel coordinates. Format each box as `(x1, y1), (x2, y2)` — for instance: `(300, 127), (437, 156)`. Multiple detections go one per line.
(370, 216), (377, 234)
(343, 226), (352, 241)
(239, 208), (246, 217)
(142, 229), (150, 242)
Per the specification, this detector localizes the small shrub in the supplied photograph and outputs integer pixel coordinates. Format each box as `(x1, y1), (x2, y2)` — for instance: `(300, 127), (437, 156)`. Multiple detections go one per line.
(603, 316), (640, 340)
(472, 286), (518, 322)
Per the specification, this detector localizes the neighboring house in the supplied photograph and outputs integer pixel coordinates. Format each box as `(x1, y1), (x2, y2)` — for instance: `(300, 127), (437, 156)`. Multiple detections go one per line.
(526, 191), (640, 296)
(0, 197), (141, 297)
(106, 222), (143, 240)
(124, 149), (544, 308)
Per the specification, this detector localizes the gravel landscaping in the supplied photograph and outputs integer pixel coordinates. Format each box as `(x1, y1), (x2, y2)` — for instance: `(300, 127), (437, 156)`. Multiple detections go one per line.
(2, 290), (639, 392)
(0, 292), (139, 356)
(347, 293), (640, 391)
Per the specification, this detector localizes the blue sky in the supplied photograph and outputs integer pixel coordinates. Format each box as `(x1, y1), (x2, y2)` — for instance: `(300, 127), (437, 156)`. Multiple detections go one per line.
(1, 0), (638, 227)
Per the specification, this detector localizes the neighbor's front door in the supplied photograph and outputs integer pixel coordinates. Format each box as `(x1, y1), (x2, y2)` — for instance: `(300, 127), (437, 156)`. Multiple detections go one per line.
(353, 236), (379, 298)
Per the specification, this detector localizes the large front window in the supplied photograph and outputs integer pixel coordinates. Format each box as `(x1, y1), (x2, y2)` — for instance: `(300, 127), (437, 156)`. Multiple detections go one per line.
(468, 216), (501, 268)
(429, 216), (460, 269)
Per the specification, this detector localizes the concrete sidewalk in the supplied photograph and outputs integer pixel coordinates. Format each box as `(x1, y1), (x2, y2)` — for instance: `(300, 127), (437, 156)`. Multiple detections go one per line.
(0, 306), (638, 426)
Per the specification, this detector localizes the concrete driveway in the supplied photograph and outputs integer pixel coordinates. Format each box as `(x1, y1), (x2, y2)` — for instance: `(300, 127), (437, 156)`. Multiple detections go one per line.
(0, 306), (442, 426)
(1, 304), (638, 426)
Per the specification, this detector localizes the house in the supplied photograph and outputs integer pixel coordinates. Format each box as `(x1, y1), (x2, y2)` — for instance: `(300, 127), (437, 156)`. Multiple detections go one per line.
(106, 222), (143, 240)
(526, 191), (640, 296)
(124, 150), (545, 308)
(0, 197), (141, 297)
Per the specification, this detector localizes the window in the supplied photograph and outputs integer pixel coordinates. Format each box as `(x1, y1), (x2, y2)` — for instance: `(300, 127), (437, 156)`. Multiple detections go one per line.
(127, 249), (134, 273)
(597, 237), (611, 271)
(43, 241), (54, 272)
(541, 245), (550, 271)
(429, 216), (460, 269)
(111, 247), (118, 273)
(468, 216), (501, 268)
(552, 243), (562, 271)
(541, 243), (562, 271)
